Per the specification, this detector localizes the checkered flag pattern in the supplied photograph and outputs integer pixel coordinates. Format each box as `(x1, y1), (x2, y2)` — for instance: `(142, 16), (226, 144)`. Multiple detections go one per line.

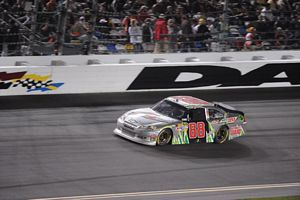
(13, 79), (53, 90)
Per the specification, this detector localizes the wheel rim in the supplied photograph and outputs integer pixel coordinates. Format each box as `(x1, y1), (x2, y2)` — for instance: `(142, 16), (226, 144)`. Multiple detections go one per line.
(216, 128), (228, 143)
(157, 130), (171, 145)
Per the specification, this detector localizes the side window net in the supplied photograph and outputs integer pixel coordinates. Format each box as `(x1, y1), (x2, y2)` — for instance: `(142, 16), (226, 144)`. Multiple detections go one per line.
(208, 109), (224, 120)
(191, 108), (206, 122)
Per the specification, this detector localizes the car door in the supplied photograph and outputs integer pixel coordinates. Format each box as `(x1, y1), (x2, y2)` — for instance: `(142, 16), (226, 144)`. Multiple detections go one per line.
(187, 108), (208, 144)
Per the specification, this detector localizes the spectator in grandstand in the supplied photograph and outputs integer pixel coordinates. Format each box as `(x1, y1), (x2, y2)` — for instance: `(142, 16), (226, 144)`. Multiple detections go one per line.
(122, 15), (131, 39)
(142, 18), (153, 52)
(137, 5), (150, 23)
(45, 0), (56, 12)
(96, 18), (111, 40)
(173, 4), (185, 25)
(167, 18), (179, 53)
(165, 5), (175, 19)
(151, 1), (167, 16)
(190, 0), (204, 14)
(47, 32), (57, 44)
(122, 0), (145, 13)
(267, 0), (280, 11)
(40, 23), (49, 40)
(128, 19), (143, 53)
(194, 18), (211, 51)
(153, 14), (168, 53)
(244, 26), (262, 50)
(260, 4), (274, 22)
(192, 15), (203, 33)
(70, 16), (88, 39)
(112, 0), (127, 12)
(292, 2), (300, 14)
(274, 26), (287, 49)
(191, 15), (200, 34)
(98, 2), (109, 13)
(206, 17), (218, 39)
(180, 15), (193, 52)
(274, 16), (289, 31)
(231, 2), (257, 25)
(244, 26), (255, 49)
(254, 16), (271, 40)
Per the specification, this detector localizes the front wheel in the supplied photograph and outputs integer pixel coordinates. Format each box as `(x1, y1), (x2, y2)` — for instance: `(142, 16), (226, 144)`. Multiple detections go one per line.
(157, 129), (172, 146)
(215, 126), (229, 144)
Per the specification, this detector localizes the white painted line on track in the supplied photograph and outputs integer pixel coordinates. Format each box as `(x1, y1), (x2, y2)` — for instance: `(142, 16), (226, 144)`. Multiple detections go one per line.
(32, 182), (300, 200)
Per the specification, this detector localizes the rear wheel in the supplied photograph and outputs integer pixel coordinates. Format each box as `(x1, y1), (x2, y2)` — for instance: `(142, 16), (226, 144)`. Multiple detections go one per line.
(157, 129), (172, 146)
(215, 126), (229, 144)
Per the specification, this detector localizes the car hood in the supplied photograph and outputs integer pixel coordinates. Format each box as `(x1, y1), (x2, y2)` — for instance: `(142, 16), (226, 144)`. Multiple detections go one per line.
(123, 108), (178, 127)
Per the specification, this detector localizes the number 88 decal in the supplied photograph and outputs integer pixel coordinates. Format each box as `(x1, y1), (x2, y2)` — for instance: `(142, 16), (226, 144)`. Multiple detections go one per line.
(188, 122), (205, 139)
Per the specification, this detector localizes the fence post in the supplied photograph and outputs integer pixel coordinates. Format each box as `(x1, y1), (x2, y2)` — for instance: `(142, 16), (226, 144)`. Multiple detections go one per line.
(220, 0), (229, 51)
(30, 0), (39, 55)
(56, 0), (68, 55)
(87, 0), (97, 55)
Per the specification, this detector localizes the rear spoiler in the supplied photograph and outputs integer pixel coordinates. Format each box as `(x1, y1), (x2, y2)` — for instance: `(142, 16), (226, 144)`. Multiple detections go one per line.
(213, 102), (244, 116)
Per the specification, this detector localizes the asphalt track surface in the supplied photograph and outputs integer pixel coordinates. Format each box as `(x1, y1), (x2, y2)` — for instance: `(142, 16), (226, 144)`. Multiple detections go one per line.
(0, 88), (300, 200)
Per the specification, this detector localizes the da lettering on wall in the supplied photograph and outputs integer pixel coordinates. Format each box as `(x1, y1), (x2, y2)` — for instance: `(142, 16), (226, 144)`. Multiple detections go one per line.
(0, 71), (64, 92)
(128, 63), (300, 90)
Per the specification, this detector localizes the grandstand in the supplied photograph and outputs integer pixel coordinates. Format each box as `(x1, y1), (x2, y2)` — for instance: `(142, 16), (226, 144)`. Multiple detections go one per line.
(0, 0), (299, 56)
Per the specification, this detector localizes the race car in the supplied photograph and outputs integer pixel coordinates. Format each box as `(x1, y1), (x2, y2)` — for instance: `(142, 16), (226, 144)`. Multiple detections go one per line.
(113, 96), (246, 146)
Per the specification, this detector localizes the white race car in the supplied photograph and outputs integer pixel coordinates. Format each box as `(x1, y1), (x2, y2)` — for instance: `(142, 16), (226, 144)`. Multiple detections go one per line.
(114, 96), (246, 146)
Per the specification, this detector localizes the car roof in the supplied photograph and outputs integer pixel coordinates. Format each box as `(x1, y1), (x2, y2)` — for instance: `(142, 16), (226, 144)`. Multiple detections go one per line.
(166, 96), (214, 109)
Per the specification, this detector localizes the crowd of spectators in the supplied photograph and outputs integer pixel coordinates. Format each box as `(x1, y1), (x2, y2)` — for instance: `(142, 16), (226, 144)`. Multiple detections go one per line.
(0, 0), (299, 55)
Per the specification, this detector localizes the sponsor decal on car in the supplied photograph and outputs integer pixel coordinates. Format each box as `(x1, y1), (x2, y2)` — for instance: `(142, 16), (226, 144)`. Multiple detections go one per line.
(229, 125), (245, 139)
(206, 123), (216, 143)
(172, 122), (189, 145)
(227, 117), (238, 123)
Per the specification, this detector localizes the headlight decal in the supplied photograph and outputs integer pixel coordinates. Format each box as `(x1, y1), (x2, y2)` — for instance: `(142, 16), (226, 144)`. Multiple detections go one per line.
(149, 134), (157, 141)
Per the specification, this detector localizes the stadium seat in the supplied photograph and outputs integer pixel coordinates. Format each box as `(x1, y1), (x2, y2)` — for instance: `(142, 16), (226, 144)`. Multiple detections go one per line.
(124, 44), (134, 53)
(106, 44), (117, 53)
(115, 44), (125, 53)
(194, 41), (203, 49)
(97, 44), (108, 54)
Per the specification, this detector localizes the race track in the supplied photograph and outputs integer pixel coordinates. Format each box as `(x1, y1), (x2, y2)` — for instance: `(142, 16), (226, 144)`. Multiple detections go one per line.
(0, 92), (300, 199)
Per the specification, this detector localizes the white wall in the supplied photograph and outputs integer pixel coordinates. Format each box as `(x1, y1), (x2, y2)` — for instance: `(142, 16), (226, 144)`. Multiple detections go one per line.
(1, 57), (299, 96)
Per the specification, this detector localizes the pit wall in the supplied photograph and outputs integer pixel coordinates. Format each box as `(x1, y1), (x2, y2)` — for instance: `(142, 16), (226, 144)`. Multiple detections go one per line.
(0, 51), (299, 96)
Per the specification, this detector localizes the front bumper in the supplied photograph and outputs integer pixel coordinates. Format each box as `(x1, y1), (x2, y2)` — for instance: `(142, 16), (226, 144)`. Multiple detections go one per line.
(113, 128), (157, 146)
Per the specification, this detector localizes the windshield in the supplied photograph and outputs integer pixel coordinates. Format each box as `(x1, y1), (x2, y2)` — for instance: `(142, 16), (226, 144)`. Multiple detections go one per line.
(215, 102), (236, 111)
(151, 100), (187, 120)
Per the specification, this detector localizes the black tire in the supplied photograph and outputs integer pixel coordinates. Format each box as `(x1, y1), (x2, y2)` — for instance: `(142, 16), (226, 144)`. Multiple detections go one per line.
(157, 129), (172, 146)
(215, 126), (229, 144)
